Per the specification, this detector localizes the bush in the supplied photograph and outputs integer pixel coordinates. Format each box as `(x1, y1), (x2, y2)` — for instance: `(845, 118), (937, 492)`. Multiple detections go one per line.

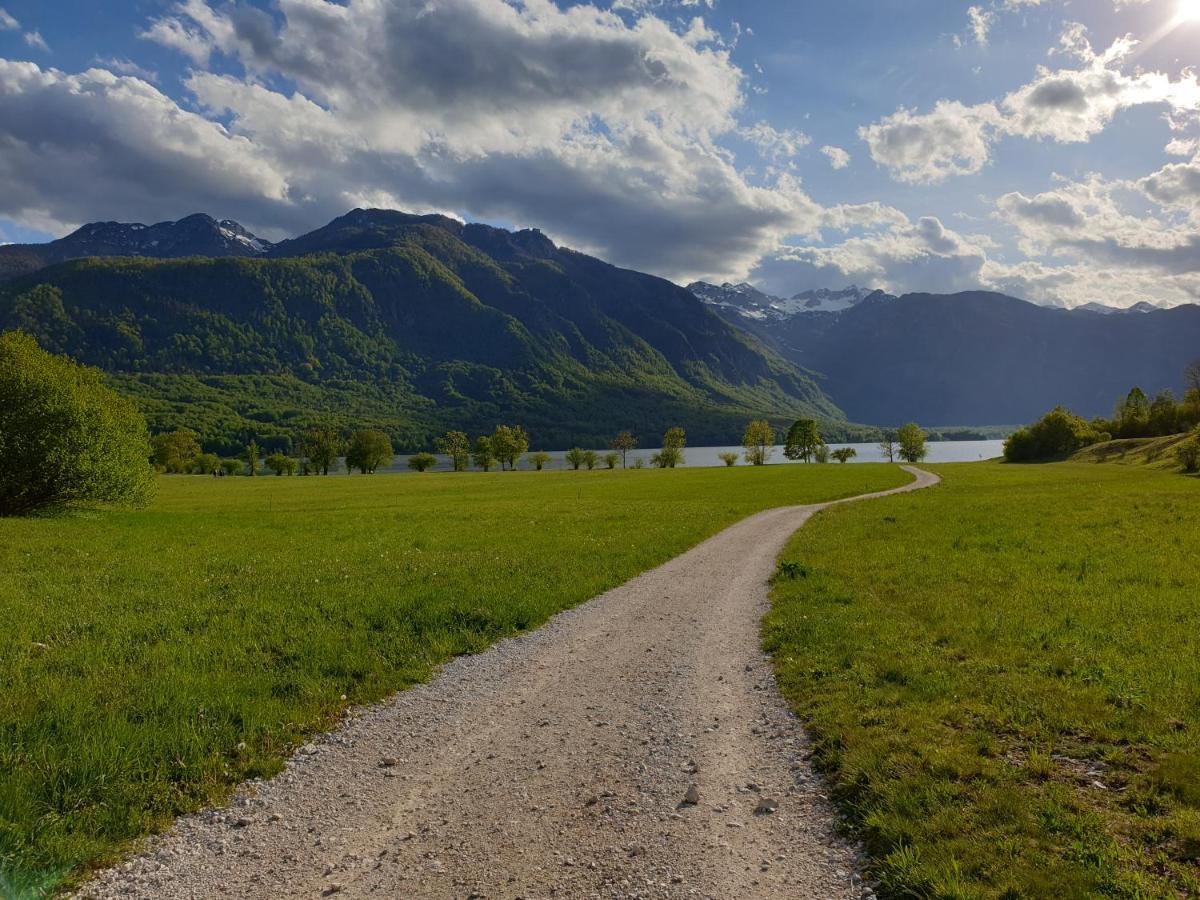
(191, 452), (220, 475)
(582, 449), (599, 470)
(814, 444), (831, 464)
(0, 331), (154, 516)
(831, 447), (857, 464)
(530, 451), (552, 471)
(264, 452), (298, 476)
(565, 447), (587, 470)
(151, 429), (201, 473)
(718, 451), (739, 467)
(408, 452), (437, 472)
(346, 429), (393, 474)
(1177, 432), (1200, 473)
(220, 458), (243, 476)
(1004, 407), (1109, 462)
(603, 452), (619, 470)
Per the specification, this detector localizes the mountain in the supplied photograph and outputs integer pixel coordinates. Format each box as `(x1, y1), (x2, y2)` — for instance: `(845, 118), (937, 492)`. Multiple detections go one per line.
(1074, 300), (1160, 316)
(0, 214), (271, 281)
(0, 209), (845, 453)
(687, 281), (890, 321)
(769, 291), (1200, 426)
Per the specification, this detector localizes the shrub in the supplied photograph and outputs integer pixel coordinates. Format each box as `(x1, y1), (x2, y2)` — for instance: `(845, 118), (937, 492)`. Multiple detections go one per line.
(220, 458), (243, 476)
(530, 451), (552, 471)
(264, 452), (298, 476)
(151, 429), (201, 473)
(582, 449), (599, 470)
(831, 447), (857, 464)
(408, 452), (437, 472)
(742, 419), (775, 465)
(565, 447), (587, 470)
(1177, 432), (1200, 473)
(191, 452), (221, 475)
(653, 427), (686, 468)
(0, 331), (154, 516)
(718, 451), (739, 467)
(346, 429), (393, 474)
(603, 452), (619, 470)
(1004, 407), (1108, 462)
(813, 444), (831, 464)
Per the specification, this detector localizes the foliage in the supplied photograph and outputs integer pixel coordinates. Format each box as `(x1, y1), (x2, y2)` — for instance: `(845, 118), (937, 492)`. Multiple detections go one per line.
(151, 430), (201, 474)
(346, 429), (393, 474)
(652, 427), (686, 468)
(784, 418), (823, 463)
(489, 425), (529, 471)
(240, 441), (260, 477)
(472, 436), (496, 472)
(813, 444), (830, 464)
(299, 427), (341, 476)
(742, 419), (775, 466)
(191, 453), (220, 475)
(611, 431), (637, 469)
(264, 453), (298, 476)
(220, 458), (242, 476)
(878, 430), (896, 463)
(0, 330), (154, 516)
(831, 447), (857, 464)
(603, 452), (619, 470)
(437, 431), (471, 472)
(529, 451), (551, 471)
(407, 452), (437, 472)
(767, 462), (1200, 898)
(1177, 429), (1200, 473)
(718, 451), (739, 467)
(564, 447), (587, 470)
(1005, 407), (1109, 462)
(896, 422), (928, 463)
(0, 464), (910, 891)
(582, 450), (599, 470)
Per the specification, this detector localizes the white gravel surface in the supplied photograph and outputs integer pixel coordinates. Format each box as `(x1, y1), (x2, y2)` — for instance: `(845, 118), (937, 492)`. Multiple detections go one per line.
(78, 466), (938, 899)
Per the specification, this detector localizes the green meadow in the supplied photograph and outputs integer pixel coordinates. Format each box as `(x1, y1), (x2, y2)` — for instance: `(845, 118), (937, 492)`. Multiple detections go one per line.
(0, 464), (907, 895)
(767, 462), (1200, 898)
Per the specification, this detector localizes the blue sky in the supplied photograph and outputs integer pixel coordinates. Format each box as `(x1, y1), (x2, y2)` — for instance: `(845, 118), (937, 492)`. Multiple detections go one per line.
(0, 0), (1198, 307)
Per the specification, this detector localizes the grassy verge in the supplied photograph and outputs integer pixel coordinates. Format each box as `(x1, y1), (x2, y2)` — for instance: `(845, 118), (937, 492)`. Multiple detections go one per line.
(766, 463), (1200, 898)
(1070, 434), (1195, 471)
(0, 464), (907, 895)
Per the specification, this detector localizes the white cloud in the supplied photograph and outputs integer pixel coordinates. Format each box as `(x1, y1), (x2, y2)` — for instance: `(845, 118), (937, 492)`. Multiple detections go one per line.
(738, 121), (810, 164)
(0, 7), (18, 30)
(94, 57), (159, 83)
(23, 30), (49, 52)
(859, 100), (1002, 184)
(820, 145), (850, 170)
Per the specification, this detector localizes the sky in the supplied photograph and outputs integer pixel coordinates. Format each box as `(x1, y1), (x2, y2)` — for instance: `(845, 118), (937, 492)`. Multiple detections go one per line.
(0, 0), (1198, 308)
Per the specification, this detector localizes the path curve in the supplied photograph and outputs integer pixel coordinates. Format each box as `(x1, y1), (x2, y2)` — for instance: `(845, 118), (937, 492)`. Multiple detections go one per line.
(80, 466), (939, 900)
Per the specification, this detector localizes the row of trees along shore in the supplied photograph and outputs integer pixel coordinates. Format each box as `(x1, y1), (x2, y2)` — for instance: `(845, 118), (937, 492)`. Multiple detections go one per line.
(1004, 361), (1200, 471)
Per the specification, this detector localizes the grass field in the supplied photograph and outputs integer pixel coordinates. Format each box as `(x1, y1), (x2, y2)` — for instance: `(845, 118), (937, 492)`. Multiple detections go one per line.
(0, 464), (908, 895)
(1071, 433), (1195, 471)
(766, 462), (1200, 898)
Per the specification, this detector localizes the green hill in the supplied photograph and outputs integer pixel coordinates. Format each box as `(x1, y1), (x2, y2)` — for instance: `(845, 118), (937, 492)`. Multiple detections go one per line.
(1070, 434), (1195, 470)
(0, 210), (844, 454)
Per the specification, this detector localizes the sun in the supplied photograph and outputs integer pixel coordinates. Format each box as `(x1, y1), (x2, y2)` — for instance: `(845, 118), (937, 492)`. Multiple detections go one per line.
(1177, 0), (1200, 22)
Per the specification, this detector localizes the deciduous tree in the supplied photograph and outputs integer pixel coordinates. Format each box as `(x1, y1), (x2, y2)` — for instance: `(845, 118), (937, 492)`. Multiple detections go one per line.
(565, 447), (587, 470)
(718, 451), (739, 466)
(346, 430), (393, 474)
(831, 447), (857, 464)
(784, 418), (823, 463)
(472, 436), (497, 471)
(408, 452), (437, 472)
(897, 423), (928, 463)
(742, 420), (775, 466)
(652, 427), (686, 468)
(611, 431), (637, 468)
(878, 430), (897, 463)
(240, 441), (260, 476)
(265, 452), (297, 475)
(530, 451), (552, 471)
(152, 429), (201, 473)
(299, 427), (341, 475)
(490, 425), (529, 470)
(437, 431), (471, 472)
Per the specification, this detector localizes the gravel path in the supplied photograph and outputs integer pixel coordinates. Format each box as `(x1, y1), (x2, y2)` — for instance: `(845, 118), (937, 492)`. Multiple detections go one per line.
(79, 466), (938, 900)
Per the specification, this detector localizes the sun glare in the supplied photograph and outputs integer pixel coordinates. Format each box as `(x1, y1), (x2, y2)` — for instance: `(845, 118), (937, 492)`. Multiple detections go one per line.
(1177, 0), (1200, 22)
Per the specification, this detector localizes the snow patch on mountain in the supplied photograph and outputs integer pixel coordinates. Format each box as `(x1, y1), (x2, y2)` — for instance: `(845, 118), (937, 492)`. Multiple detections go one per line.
(687, 281), (893, 320)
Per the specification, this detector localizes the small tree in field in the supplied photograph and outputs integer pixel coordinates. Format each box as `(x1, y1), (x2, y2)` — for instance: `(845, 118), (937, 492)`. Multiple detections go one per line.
(878, 430), (897, 463)
(897, 423), (928, 463)
(718, 451), (739, 466)
(265, 452), (297, 476)
(192, 452), (220, 475)
(438, 431), (471, 472)
(814, 444), (830, 463)
(473, 436), (497, 471)
(241, 441), (260, 476)
(742, 419), (775, 466)
(565, 447), (587, 470)
(0, 330), (154, 516)
(611, 431), (637, 468)
(832, 447), (857, 464)
(784, 418), (823, 463)
(151, 429), (201, 473)
(220, 458), (243, 476)
(346, 429), (393, 474)
(408, 452), (437, 472)
(299, 427), (340, 475)
(490, 424), (530, 470)
(603, 452), (619, 469)
(583, 449), (599, 470)
(652, 427), (686, 468)
(530, 451), (552, 471)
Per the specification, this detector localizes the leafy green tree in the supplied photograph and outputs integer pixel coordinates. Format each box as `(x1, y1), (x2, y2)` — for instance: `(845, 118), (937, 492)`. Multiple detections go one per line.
(1186, 359), (1200, 394)
(583, 450), (599, 470)
(438, 431), (471, 472)
(742, 419), (775, 466)
(603, 452), (619, 469)
(346, 429), (393, 474)
(1177, 430), (1200, 473)
(1148, 390), (1179, 436)
(240, 441), (260, 476)
(814, 444), (830, 463)
(265, 452), (298, 476)
(1004, 407), (1108, 462)
(192, 452), (220, 475)
(472, 436), (497, 471)
(652, 427), (686, 468)
(565, 447), (587, 470)
(152, 429), (201, 473)
(530, 451), (552, 471)
(0, 330), (155, 516)
(831, 447), (857, 463)
(408, 452), (437, 472)
(1115, 387), (1151, 438)
(784, 418), (823, 463)
(718, 451), (739, 466)
(611, 431), (637, 468)
(878, 430), (897, 463)
(897, 423), (928, 463)
(299, 427), (341, 475)
(490, 424), (530, 470)
(220, 458), (243, 476)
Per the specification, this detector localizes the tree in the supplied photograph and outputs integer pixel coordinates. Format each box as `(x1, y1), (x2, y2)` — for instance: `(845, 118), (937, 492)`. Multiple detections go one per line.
(652, 427), (686, 468)
(603, 452), (619, 469)
(0, 330), (155, 516)
(611, 431), (637, 468)
(1177, 430), (1200, 473)
(1148, 390), (1179, 437)
(742, 419), (775, 466)
(897, 423), (928, 463)
(1004, 407), (1108, 462)
(299, 427), (341, 475)
(437, 430), (471, 472)
(878, 430), (897, 463)
(565, 447), (587, 470)
(583, 449), (599, 470)
(408, 452), (437, 472)
(192, 452), (220, 475)
(784, 418), (823, 463)
(490, 425), (530, 470)
(220, 458), (243, 476)
(346, 429), (393, 474)
(265, 452), (297, 476)
(1186, 359), (1200, 394)
(240, 441), (260, 476)
(814, 444), (830, 464)
(530, 451), (552, 471)
(831, 447), (857, 464)
(718, 451), (739, 466)
(472, 436), (497, 471)
(1115, 387), (1151, 438)
(151, 429), (201, 473)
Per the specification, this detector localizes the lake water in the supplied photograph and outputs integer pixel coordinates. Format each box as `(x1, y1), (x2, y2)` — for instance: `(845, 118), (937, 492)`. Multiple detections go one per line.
(364, 440), (1005, 474)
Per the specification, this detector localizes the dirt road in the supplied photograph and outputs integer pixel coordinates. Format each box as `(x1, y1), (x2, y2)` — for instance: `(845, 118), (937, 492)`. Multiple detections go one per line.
(80, 466), (938, 899)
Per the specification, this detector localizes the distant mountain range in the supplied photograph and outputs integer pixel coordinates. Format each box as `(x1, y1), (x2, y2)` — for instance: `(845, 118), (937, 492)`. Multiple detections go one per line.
(0, 210), (845, 453)
(687, 281), (890, 320)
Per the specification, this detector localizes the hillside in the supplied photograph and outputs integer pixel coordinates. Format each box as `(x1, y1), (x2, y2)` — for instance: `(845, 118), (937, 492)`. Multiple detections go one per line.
(0, 210), (842, 453)
(1070, 434), (1196, 470)
(693, 289), (1200, 426)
